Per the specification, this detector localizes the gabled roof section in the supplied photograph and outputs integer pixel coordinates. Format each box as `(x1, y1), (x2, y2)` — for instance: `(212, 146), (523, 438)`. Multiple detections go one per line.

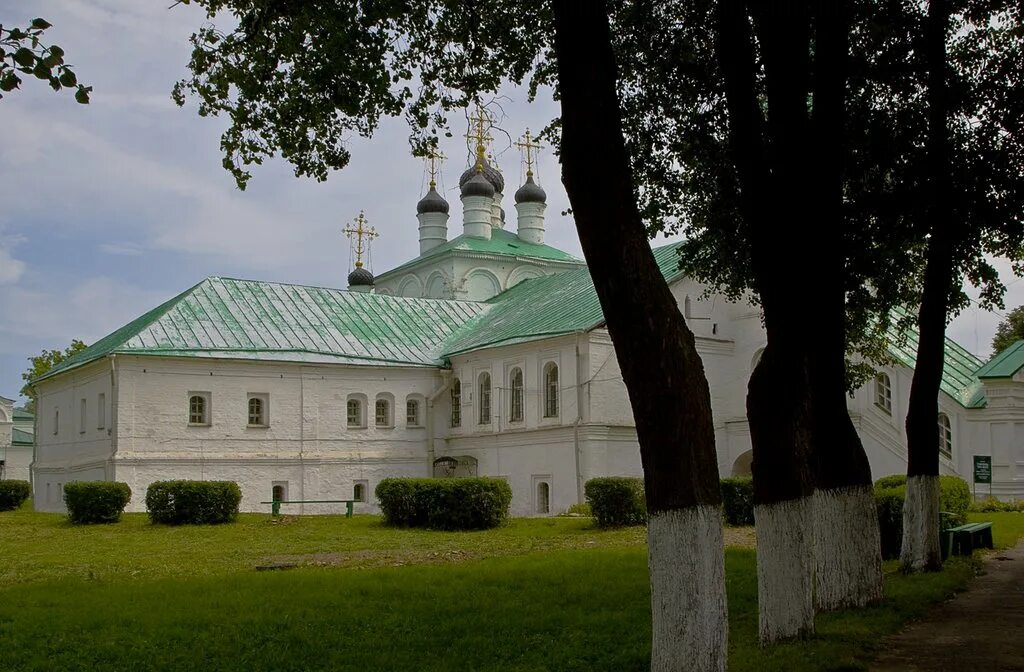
(12, 409), (34, 421)
(35, 277), (489, 382)
(442, 242), (687, 356)
(12, 427), (33, 446)
(377, 229), (583, 281)
(974, 340), (1024, 379)
(885, 317), (987, 409)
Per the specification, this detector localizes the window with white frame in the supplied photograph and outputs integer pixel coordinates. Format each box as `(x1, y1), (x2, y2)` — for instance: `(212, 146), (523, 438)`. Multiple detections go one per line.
(375, 397), (392, 427)
(543, 362), (559, 418)
(189, 393), (210, 425)
(478, 372), (491, 425)
(347, 397), (364, 428)
(248, 394), (268, 426)
(406, 399), (420, 427)
(509, 367), (524, 423)
(79, 398), (86, 434)
(97, 393), (106, 430)
(938, 412), (952, 459)
(874, 373), (892, 414)
(450, 378), (462, 428)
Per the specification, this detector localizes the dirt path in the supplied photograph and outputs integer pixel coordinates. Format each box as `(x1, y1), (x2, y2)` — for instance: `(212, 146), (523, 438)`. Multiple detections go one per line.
(871, 542), (1024, 672)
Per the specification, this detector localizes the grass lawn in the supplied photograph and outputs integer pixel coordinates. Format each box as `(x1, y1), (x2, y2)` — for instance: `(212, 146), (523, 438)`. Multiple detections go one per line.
(0, 507), (1017, 672)
(966, 511), (1024, 549)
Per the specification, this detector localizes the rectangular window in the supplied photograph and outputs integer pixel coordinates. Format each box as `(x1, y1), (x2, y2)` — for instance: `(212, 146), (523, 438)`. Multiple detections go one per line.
(450, 380), (461, 428)
(97, 393), (106, 430)
(189, 393), (210, 426)
(54, 408), (59, 435)
(347, 399), (362, 428)
(375, 399), (391, 427)
(79, 398), (86, 434)
(406, 400), (420, 426)
(247, 394), (268, 427)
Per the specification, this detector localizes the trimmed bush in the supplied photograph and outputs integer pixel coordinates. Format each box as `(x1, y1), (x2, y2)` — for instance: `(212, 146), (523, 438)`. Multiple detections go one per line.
(720, 477), (754, 526)
(873, 474), (973, 559)
(63, 481), (132, 524)
(0, 480), (32, 512)
(375, 478), (511, 530)
(146, 480), (242, 525)
(969, 497), (1024, 513)
(584, 477), (646, 527)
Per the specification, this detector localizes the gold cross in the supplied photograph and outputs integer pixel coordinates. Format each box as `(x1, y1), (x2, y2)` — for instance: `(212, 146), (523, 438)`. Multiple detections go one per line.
(426, 147), (445, 188)
(343, 210), (378, 268)
(465, 103), (493, 172)
(515, 128), (542, 177)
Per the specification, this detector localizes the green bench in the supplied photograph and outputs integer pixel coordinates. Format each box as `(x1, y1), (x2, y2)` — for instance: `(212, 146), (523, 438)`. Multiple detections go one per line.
(260, 499), (358, 518)
(942, 521), (994, 559)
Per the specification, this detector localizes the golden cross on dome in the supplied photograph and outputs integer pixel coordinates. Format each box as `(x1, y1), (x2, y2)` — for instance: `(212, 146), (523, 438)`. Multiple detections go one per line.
(343, 210), (378, 268)
(515, 128), (542, 177)
(426, 147), (445, 188)
(465, 103), (493, 172)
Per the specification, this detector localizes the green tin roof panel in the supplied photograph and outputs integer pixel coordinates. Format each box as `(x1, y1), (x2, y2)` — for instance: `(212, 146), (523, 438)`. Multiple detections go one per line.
(974, 340), (1024, 379)
(12, 409), (33, 421)
(377, 229), (583, 280)
(36, 277), (489, 382)
(12, 427), (33, 446)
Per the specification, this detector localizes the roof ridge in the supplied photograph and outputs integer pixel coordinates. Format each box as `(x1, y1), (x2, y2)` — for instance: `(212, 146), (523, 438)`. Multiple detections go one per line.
(31, 278), (213, 384)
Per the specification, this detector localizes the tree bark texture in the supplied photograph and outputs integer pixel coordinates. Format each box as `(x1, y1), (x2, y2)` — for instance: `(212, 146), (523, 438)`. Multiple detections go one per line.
(552, 2), (727, 669)
(902, 0), (955, 573)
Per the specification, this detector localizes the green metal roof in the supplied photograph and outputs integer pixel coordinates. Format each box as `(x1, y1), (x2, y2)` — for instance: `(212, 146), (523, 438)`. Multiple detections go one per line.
(35, 277), (489, 382)
(441, 243), (687, 355)
(974, 340), (1024, 379)
(12, 427), (33, 446)
(377, 229), (583, 281)
(12, 409), (33, 421)
(885, 313), (987, 409)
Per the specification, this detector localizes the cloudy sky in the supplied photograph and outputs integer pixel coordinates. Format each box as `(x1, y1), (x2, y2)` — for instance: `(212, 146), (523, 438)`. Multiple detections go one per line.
(0, 1), (1019, 404)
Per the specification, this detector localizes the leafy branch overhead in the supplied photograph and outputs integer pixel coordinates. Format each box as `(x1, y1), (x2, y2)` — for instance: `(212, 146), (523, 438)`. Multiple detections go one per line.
(0, 18), (91, 103)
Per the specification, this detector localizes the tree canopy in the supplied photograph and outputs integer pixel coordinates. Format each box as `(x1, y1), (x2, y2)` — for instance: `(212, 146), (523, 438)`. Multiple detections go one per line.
(21, 339), (88, 408)
(992, 305), (1024, 354)
(1, 18), (90, 103)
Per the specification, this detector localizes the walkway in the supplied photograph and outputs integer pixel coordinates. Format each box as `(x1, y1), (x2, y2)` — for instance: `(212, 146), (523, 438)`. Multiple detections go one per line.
(871, 542), (1024, 672)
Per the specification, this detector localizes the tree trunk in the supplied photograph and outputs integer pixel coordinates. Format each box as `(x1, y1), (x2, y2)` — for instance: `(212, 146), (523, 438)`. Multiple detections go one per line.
(902, 0), (955, 573)
(551, 2), (727, 670)
(807, 0), (883, 610)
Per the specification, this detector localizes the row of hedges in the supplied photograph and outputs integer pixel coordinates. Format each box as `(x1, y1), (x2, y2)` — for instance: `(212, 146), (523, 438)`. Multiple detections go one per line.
(970, 497), (1024, 513)
(874, 475), (972, 559)
(64, 482), (132, 524)
(376, 478), (512, 530)
(0, 480), (32, 511)
(583, 477), (755, 528)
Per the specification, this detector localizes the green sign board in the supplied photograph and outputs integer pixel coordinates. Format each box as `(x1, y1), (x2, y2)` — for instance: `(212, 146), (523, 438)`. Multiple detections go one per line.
(973, 456), (992, 484)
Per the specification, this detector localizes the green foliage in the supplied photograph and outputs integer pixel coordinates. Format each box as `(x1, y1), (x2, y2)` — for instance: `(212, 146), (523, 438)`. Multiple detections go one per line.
(939, 476), (972, 517)
(873, 475), (973, 558)
(875, 487), (908, 560)
(874, 474), (909, 490)
(375, 478), (512, 531)
(145, 480), (241, 525)
(0, 19), (90, 103)
(720, 477), (754, 526)
(0, 480), (31, 511)
(584, 477), (646, 528)
(991, 305), (1024, 355)
(63, 481), (131, 525)
(563, 502), (592, 517)
(20, 339), (87, 399)
(969, 498), (1024, 513)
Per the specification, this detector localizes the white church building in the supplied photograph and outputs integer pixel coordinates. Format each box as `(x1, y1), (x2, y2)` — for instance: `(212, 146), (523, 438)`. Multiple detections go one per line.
(28, 129), (1024, 516)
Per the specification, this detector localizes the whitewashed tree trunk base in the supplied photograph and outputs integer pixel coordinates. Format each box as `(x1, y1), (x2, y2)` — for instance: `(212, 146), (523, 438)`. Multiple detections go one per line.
(755, 498), (815, 643)
(900, 474), (942, 572)
(813, 485), (883, 611)
(648, 505), (728, 672)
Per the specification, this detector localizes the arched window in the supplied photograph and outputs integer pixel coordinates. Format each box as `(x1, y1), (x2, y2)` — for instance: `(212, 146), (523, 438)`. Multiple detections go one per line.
(509, 367), (524, 423)
(874, 373), (892, 414)
(375, 398), (391, 427)
(272, 484), (286, 502)
(543, 362), (559, 418)
(450, 378), (461, 428)
(406, 399), (420, 427)
(478, 372), (491, 425)
(248, 397), (264, 426)
(189, 394), (208, 425)
(938, 413), (952, 459)
(353, 482), (366, 502)
(347, 398), (363, 428)
(537, 481), (550, 514)
(684, 295), (693, 319)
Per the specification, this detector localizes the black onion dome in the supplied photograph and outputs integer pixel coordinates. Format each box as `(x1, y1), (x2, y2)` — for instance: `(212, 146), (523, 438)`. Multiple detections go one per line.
(460, 170), (496, 198)
(514, 174), (547, 204)
(348, 267), (374, 287)
(459, 159), (504, 194)
(416, 186), (450, 214)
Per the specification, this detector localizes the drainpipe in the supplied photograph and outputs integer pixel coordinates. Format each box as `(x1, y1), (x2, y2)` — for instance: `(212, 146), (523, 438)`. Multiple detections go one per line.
(426, 370), (452, 476)
(574, 331), (586, 504)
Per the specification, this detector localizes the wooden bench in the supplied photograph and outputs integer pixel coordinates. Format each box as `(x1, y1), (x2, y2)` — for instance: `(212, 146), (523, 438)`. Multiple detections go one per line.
(942, 522), (994, 559)
(259, 499), (358, 518)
